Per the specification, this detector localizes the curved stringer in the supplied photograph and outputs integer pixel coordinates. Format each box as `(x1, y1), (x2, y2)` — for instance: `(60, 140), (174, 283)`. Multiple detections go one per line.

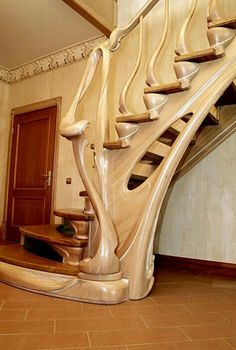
(60, 42), (121, 280)
(123, 60), (236, 299)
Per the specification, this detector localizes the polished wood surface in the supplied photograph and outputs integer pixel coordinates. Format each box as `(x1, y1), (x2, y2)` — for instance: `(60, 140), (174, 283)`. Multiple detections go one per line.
(91, 140), (129, 150)
(208, 16), (236, 29)
(6, 107), (57, 241)
(20, 224), (87, 247)
(0, 244), (79, 275)
(116, 112), (151, 123)
(175, 47), (224, 63)
(144, 81), (189, 94)
(53, 208), (94, 221)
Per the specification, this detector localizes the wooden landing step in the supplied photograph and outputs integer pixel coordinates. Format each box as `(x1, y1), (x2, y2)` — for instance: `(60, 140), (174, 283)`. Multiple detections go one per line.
(116, 112), (152, 123)
(54, 208), (94, 221)
(144, 81), (189, 94)
(175, 47), (224, 63)
(20, 225), (87, 247)
(0, 244), (78, 276)
(208, 16), (236, 29)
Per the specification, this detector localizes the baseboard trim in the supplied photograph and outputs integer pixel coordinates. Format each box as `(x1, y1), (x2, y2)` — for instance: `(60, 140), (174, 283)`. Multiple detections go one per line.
(155, 254), (236, 277)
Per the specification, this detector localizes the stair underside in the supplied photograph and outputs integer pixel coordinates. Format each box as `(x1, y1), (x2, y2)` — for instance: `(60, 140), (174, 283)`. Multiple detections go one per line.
(175, 47), (224, 63)
(54, 208), (94, 221)
(0, 244), (79, 275)
(20, 224), (87, 247)
(208, 16), (236, 29)
(144, 81), (189, 94)
(174, 105), (236, 180)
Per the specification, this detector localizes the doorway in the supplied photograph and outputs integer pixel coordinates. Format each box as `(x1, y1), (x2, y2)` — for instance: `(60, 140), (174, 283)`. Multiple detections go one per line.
(6, 106), (57, 241)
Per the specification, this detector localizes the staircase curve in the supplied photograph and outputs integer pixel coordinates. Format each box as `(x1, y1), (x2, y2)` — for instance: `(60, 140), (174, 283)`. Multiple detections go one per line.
(0, 0), (236, 303)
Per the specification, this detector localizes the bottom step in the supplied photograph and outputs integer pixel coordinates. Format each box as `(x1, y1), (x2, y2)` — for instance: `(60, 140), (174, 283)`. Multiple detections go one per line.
(0, 244), (79, 276)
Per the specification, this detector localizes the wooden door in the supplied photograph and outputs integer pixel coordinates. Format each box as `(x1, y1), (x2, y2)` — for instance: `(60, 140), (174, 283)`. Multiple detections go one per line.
(6, 106), (57, 241)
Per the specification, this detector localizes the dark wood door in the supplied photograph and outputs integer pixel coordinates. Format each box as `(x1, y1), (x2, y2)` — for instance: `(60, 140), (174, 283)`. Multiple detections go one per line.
(6, 106), (57, 241)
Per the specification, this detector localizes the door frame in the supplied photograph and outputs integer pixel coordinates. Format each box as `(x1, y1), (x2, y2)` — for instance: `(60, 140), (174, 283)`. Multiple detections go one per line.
(2, 97), (61, 240)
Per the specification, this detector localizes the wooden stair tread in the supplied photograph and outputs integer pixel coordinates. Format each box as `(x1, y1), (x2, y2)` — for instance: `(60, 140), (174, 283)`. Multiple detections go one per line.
(116, 112), (152, 123)
(20, 225), (87, 247)
(0, 244), (79, 276)
(91, 140), (129, 150)
(142, 141), (171, 163)
(79, 190), (88, 197)
(54, 208), (94, 221)
(208, 16), (236, 29)
(131, 163), (153, 180)
(175, 47), (224, 63)
(144, 81), (189, 94)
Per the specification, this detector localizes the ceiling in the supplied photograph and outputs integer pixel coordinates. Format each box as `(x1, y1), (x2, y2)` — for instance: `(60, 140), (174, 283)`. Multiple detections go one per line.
(0, 0), (102, 69)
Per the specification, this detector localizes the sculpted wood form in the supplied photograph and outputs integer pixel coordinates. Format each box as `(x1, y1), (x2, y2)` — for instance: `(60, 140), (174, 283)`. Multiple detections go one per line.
(0, 0), (236, 303)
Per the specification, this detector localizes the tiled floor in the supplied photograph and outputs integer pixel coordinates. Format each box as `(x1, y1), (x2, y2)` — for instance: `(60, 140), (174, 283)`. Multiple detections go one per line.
(0, 266), (236, 349)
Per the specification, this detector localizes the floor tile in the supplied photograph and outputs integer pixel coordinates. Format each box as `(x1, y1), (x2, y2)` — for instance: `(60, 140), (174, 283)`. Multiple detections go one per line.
(89, 328), (187, 346)
(0, 320), (54, 334)
(0, 332), (89, 349)
(56, 316), (147, 332)
(180, 323), (235, 340)
(127, 339), (234, 349)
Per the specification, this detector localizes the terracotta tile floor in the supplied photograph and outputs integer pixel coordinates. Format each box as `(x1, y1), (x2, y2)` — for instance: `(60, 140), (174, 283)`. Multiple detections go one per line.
(0, 266), (236, 349)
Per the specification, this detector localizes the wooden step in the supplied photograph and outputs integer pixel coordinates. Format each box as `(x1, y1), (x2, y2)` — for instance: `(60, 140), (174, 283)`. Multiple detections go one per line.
(208, 16), (236, 29)
(204, 106), (219, 125)
(169, 119), (187, 135)
(144, 81), (189, 94)
(175, 47), (224, 63)
(91, 140), (129, 150)
(0, 244), (78, 276)
(20, 225), (87, 247)
(142, 141), (171, 163)
(131, 163), (154, 181)
(79, 190), (88, 197)
(182, 106), (219, 126)
(116, 112), (151, 123)
(54, 208), (94, 221)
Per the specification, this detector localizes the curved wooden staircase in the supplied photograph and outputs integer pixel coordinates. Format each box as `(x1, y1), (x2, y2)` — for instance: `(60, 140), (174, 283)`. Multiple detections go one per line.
(0, 0), (235, 304)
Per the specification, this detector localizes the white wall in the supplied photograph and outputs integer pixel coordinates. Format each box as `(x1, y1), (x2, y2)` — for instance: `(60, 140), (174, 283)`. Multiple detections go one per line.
(156, 131), (236, 263)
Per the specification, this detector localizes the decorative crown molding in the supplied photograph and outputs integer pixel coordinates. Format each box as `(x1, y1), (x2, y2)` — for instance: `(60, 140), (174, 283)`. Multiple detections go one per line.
(0, 35), (105, 85)
(0, 66), (11, 84)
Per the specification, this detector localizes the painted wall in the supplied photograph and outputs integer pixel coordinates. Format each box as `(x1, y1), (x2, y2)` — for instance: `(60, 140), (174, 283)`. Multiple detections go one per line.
(0, 81), (10, 233)
(155, 131), (236, 263)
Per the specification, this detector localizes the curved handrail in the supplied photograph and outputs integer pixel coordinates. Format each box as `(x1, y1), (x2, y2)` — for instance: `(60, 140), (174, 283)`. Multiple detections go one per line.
(146, 0), (170, 87)
(109, 0), (159, 52)
(60, 44), (104, 131)
(119, 16), (143, 115)
(175, 0), (198, 55)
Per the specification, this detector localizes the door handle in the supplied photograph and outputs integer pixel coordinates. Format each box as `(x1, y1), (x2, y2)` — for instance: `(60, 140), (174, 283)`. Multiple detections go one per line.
(42, 171), (52, 186)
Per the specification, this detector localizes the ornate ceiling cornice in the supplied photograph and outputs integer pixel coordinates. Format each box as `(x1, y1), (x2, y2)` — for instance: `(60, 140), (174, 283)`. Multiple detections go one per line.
(0, 35), (105, 85)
